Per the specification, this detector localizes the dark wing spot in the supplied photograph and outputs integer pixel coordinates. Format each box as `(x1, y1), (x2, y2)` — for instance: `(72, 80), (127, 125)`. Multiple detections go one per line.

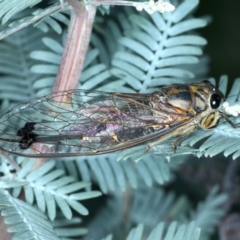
(17, 122), (38, 149)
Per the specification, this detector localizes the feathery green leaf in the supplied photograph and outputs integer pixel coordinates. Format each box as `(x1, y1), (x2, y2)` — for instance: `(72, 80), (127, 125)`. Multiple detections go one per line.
(0, 189), (60, 240)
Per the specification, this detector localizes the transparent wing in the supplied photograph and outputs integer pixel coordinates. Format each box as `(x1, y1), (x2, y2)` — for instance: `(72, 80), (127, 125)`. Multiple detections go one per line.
(0, 89), (189, 157)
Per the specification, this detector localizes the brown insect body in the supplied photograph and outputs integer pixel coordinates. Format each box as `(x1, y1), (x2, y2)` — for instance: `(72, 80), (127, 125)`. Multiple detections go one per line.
(0, 81), (230, 158)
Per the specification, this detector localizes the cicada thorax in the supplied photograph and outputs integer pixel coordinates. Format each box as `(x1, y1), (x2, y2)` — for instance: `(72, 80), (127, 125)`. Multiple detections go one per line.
(151, 84), (197, 116)
(151, 81), (225, 130)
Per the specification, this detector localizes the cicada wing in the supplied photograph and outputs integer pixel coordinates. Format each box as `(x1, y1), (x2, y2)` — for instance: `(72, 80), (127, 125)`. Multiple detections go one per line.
(0, 89), (190, 158)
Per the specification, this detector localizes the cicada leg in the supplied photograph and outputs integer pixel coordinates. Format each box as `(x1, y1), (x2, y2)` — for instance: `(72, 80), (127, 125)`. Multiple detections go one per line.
(146, 125), (197, 153)
(172, 125), (197, 152)
(221, 113), (240, 128)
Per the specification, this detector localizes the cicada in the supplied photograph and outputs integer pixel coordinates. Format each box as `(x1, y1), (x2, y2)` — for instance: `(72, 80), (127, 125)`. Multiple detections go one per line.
(0, 81), (237, 158)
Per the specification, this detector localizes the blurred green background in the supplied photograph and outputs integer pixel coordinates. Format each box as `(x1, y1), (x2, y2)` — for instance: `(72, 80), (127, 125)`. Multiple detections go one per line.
(196, 0), (240, 81)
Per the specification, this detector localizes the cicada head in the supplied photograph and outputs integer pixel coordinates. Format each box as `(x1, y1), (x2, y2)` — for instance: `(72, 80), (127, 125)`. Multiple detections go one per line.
(189, 81), (224, 113)
(190, 81), (225, 129)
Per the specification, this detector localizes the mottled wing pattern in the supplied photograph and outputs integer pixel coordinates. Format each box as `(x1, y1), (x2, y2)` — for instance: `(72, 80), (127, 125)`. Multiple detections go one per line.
(0, 90), (190, 157)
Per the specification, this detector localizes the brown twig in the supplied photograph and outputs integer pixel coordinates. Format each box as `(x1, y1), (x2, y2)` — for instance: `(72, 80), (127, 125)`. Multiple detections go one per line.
(53, 0), (96, 99)
(1, 151), (20, 171)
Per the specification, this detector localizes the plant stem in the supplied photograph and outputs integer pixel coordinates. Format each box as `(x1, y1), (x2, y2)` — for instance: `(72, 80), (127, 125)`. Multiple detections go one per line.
(33, 1), (96, 167)
(53, 0), (96, 98)
(93, 0), (135, 6)
(0, 217), (11, 240)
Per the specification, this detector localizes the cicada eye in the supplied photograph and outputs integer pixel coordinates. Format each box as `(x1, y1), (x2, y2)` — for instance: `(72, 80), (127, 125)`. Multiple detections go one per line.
(210, 93), (221, 109)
